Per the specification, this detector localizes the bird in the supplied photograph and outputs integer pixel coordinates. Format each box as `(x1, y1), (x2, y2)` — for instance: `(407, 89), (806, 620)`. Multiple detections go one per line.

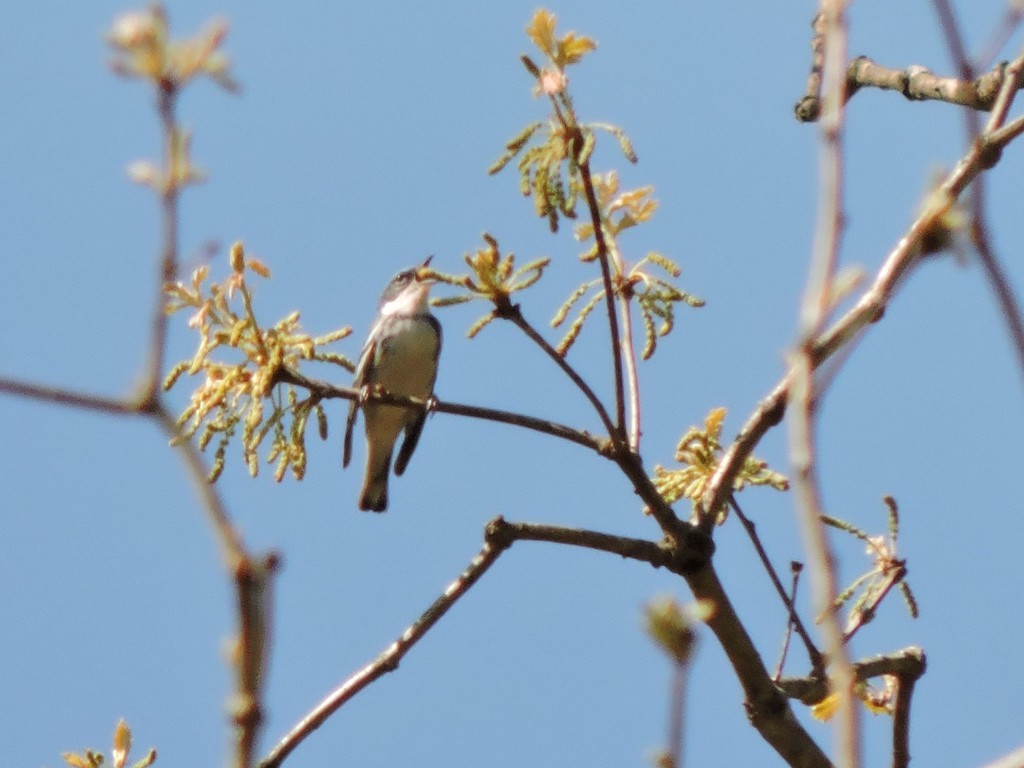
(343, 257), (441, 512)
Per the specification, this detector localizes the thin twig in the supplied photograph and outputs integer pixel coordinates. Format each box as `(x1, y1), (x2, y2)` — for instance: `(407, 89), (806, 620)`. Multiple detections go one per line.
(773, 562), (804, 681)
(275, 367), (610, 454)
(840, 563), (907, 644)
(491, 517), (829, 768)
(730, 500), (822, 674)
(485, 517), (670, 565)
(504, 305), (618, 439)
(981, 745), (1024, 768)
(793, 2), (859, 766)
(141, 82), (181, 408)
(614, 253), (643, 451)
(933, 1), (1024, 390)
(0, 377), (141, 415)
(976, 48), (1024, 387)
(683, 564), (831, 767)
(599, 228), (642, 451)
(666, 661), (690, 768)
(702, 43), (1024, 530)
(258, 531), (510, 768)
(976, 3), (1024, 71)
(578, 158), (628, 443)
(794, 11), (827, 121)
(987, 112), (1024, 144)
(154, 405), (249, 567)
(498, 519), (828, 766)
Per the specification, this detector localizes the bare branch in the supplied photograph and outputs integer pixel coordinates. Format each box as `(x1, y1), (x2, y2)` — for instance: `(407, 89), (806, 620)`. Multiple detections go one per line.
(496, 516), (831, 768)
(891, 657), (921, 768)
(259, 528), (511, 768)
(275, 367), (609, 454)
(981, 745), (1024, 768)
(140, 84), (181, 409)
(703, 41), (1024, 529)
(684, 566), (831, 768)
(231, 553), (279, 768)
(486, 516), (668, 565)
(0, 377), (142, 415)
(503, 304), (619, 439)
(731, 500), (823, 674)
(793, 2), (859, 764)
(798, 54), (1021, 122)
(777, 646), (925, 704)
(578, 157), (628, 443)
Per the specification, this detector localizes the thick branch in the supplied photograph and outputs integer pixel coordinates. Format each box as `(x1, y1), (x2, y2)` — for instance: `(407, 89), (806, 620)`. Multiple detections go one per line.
(797, 55), (1018, 122)
(684, 565), (831, 768)
(486, 519), (830, 768)
(777, 646), (926, 705)
(232, 553), (279, 768)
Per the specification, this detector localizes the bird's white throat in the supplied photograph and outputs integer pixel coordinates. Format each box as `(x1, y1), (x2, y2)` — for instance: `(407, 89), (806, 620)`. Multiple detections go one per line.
(379, 283), (431, 318)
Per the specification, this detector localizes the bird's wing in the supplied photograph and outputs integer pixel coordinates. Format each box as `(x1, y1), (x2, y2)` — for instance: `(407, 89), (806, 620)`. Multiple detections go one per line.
(393, 410), (426, 477)
(342, 333), (378, 468)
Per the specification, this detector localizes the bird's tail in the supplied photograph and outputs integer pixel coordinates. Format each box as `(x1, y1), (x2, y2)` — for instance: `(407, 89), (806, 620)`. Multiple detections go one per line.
(359, 456), (390, 512)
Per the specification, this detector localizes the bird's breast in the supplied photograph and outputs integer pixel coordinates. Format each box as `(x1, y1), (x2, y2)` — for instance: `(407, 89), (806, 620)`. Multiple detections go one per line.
(371, 316), (439, 398)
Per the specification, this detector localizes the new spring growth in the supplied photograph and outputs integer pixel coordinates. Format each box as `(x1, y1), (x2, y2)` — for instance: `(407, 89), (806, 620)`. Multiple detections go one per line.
(490, 9), (635, 233)
(429, 233), (550, 338)
(645, 596), (714, 666)
(819, 496), (918, 636)
(555, 172), (704, 359)
(651, 408), (788, 523)
(164, 242), (352, 481)
(62, 719), (156, 768)
(108, 4), (238, 92)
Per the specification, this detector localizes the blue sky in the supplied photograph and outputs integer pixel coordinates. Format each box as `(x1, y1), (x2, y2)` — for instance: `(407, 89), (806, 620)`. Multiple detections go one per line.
(2, 2), (1023, 766)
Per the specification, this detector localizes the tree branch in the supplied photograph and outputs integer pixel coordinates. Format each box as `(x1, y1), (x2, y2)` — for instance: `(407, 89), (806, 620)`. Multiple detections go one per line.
(933, 0), (1024, 390)
(683, 565), (832, 768)
(791, 3), (859, 762)
(259, 526), (511, 768)
(503, 304), (619, 440)
(981, 745), (1024, 768)
(731, 500), (823, 674)
(797, 54), (1022, 122)
(776, 646), (925, 705)
(140, 82), (180, 409)
(702, 43), (1024, 530)
(578, 157), (628, 443)
(485, 516), (670, 566)
(0, 377), (142, 415)
(274, 367), (610, 454)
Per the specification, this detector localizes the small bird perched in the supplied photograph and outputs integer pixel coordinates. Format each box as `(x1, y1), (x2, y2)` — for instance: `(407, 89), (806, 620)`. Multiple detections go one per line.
(343, 257), (441, 512)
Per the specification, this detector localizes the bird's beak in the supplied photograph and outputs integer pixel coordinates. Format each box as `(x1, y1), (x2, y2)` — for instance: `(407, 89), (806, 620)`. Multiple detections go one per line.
(416, 255), (435, 282)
